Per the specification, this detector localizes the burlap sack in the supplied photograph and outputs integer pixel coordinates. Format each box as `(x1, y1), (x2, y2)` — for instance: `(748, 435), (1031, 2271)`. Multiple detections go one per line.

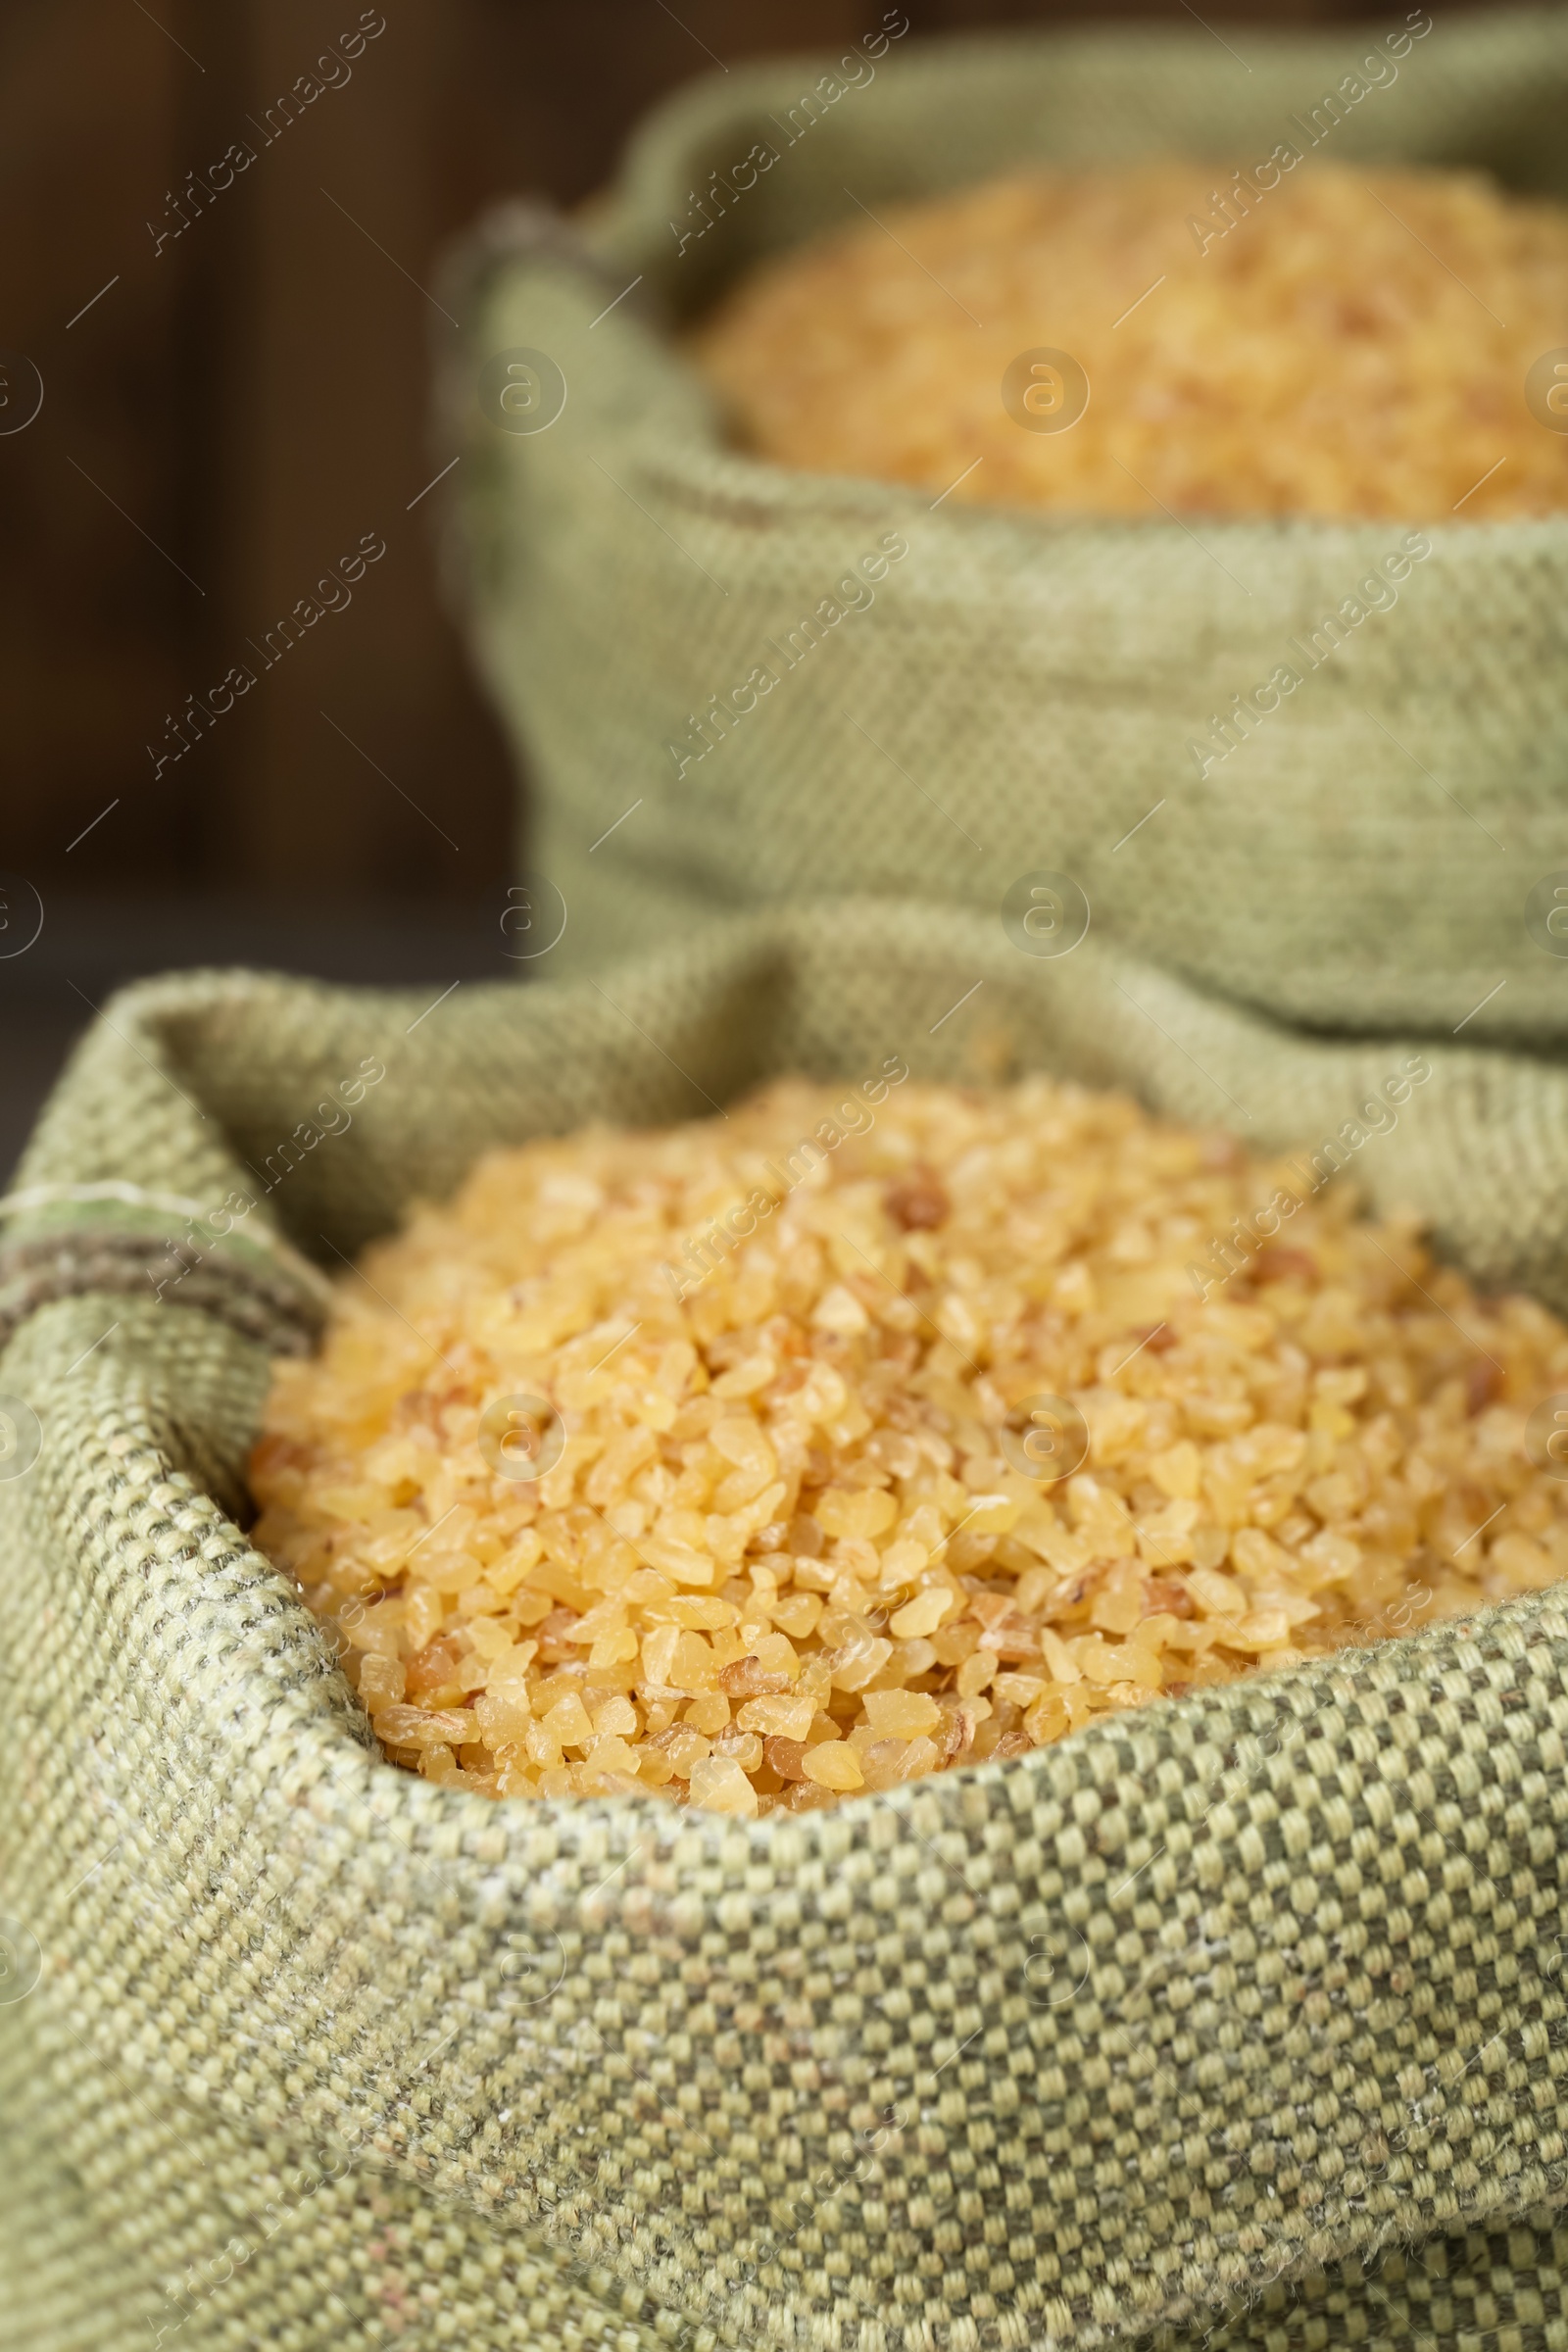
(446, 7), (1568, 1042)
(8, 903), (1568, 2350)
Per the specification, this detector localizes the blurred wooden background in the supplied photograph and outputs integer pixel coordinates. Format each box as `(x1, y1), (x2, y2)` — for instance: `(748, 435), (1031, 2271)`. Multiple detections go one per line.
(0, 0), (1517, 914)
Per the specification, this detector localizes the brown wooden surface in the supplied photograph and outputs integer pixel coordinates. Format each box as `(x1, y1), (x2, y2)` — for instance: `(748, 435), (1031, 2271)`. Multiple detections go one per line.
(0, 0), (1526, 906)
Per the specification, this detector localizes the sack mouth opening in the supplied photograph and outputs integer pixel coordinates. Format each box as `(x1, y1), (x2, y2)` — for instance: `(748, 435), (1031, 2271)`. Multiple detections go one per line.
(457, 222), (1568, 552)
(442, 9), (1568, 554)
(12, 942), (1568, 1883)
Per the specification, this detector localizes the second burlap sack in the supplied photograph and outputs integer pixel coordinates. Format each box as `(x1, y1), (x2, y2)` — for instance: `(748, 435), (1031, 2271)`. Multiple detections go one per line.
(446, 7), (1568, 1047)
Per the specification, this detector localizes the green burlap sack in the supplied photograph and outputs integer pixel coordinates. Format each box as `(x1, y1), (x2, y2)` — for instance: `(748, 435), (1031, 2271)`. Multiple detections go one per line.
(447, 7), (1568, 1039)
(11, 902), (1568, 2349)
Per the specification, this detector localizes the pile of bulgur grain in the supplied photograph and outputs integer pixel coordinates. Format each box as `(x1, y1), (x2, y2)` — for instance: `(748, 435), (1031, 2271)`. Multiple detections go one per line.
(251, 1076), (1568, 1813)
(690, 162), (1568, 519)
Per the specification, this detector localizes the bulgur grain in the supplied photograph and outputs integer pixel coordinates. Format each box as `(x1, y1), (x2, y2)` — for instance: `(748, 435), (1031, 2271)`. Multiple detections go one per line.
(251, 1078), (1568, 1812)
(689, 163), (1568, 519)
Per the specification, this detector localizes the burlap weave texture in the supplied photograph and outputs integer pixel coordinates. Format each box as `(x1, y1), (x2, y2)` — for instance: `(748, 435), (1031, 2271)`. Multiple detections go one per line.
(6, 908), (1568, 2348)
